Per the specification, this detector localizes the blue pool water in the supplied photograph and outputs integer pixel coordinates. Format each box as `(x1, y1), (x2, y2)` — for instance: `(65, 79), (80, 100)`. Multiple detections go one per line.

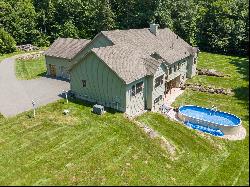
(179, 105), (241, 126)
(185, 121), (224, 136)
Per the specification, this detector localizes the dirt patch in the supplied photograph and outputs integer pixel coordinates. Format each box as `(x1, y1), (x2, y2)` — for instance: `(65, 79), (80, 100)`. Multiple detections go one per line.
(134, 120), (177, 160)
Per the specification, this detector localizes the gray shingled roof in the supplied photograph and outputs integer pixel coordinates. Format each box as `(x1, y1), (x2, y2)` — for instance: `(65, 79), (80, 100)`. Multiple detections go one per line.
(92, 44), (148, 83)
(44, 38), (90, 60)
(91, 28), (196, 84)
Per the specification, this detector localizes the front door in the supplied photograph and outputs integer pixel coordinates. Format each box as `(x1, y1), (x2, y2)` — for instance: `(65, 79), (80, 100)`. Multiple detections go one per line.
(49, 64), (56, 77)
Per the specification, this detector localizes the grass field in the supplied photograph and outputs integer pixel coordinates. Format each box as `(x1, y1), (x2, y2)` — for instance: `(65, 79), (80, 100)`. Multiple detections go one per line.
(0, 52), (248, 185)
(0, 51), (28, 63)
(15, 56), (46, 80)
(137, 52), (249, 185)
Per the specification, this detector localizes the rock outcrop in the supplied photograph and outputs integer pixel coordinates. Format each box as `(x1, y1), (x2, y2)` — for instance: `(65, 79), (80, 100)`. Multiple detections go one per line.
(197, 68), (230, 77)
(182, 83), (233, 95)
(16, 51), (44, 60)
(16, 44), (39, 52)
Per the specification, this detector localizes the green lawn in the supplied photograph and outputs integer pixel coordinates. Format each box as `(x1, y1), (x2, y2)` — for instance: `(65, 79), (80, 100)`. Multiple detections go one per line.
(0, 100), (173, 186)
(0, 52), (248, 185)
(0, 51), (28, 63)
(15, 56), (47, 80)
(137, 52), (249, 186)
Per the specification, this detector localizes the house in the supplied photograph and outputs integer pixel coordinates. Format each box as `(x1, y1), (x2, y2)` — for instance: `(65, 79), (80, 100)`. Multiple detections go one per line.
(68, 24), (199, 116)
(44, 38), (90, 79)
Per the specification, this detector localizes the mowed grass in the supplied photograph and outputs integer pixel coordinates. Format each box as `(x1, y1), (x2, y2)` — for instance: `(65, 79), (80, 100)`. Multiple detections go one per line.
(15, 56), (46, 80)
(187, 52), (249, 91)
(0, 99), (176, 186)
(137, 52), (249, 186)
(0, 52), (248, 185)
(0, 51), (28, 63)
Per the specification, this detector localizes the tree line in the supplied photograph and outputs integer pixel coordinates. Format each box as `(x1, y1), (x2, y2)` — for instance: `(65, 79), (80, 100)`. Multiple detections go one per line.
(0, 0), (249, 56)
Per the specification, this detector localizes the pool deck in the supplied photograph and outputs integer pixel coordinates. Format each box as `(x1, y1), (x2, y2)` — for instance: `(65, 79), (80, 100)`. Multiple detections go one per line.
(164, 88), (185, 106)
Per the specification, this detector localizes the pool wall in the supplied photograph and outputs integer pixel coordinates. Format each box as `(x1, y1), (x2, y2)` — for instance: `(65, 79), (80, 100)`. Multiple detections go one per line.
(177, 105), (242, 135)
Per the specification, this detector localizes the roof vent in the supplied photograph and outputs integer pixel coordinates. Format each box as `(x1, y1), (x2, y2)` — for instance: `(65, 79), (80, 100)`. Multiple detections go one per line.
(150, 23), (159, 35)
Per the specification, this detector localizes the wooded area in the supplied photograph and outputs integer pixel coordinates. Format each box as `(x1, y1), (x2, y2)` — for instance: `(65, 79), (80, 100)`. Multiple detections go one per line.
(0, 0), (249, 55)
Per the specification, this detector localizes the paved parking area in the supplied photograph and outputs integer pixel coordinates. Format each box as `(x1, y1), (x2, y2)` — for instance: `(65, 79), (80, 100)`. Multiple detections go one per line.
(0, 58), (70, 117)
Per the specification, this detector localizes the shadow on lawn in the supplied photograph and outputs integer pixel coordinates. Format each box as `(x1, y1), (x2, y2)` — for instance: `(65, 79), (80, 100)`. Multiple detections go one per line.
(36, 72), (47, 77)
(229, 56), (249, 121)
(60, 95), (122, 115)
(229, 56), (249, 81)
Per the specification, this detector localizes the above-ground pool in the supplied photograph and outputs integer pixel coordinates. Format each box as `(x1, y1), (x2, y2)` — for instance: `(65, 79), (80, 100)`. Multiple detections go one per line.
(177, 105), (242, 136)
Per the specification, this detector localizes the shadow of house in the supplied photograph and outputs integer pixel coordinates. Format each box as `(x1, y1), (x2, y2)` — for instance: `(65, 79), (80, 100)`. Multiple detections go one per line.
(59, 95), (122, 115)
(40, 73), (70, 82)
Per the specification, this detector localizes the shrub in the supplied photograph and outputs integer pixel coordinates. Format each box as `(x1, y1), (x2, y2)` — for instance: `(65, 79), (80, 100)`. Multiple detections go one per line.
(0, 28), (16, 54)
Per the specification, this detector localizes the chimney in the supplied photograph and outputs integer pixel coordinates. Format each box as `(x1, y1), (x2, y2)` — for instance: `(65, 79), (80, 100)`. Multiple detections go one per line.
(150, 23), (159, 35)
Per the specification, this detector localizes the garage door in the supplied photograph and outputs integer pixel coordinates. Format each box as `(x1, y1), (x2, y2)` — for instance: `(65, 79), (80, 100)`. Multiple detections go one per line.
(49, 64), (56, 77)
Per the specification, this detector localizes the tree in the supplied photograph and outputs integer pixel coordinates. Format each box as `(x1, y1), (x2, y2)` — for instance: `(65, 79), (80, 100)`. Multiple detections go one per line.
(196, 0), (249, 55)
(154, 0), (173, 29)
(56, 20), (79, 38)
(93, 0), (117, 33)
(0, 28), (16, 54)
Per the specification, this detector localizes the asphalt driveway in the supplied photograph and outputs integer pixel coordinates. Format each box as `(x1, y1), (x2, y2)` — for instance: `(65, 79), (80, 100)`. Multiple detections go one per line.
(0, 57), (70, 117)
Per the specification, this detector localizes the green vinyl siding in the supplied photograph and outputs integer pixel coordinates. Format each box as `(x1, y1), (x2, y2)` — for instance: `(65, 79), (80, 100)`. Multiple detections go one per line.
(186, 55), (197, 78)
(166, 58), (188, 82)
(125, 77), (146, 116)
(45, 56), (70, 79)
(151, 63), (166, 111)
(70, 52), (126, 112)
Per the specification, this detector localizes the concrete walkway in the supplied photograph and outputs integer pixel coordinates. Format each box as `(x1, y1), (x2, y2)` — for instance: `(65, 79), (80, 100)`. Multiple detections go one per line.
(0, 57), (69, 117)
(164, 88), (185, 106)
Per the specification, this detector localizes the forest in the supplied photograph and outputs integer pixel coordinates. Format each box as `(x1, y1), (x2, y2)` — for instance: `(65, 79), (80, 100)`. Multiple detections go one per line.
(0, 0), (249, 56)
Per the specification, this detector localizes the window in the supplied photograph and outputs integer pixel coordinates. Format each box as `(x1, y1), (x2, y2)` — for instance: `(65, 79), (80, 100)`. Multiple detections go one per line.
(131, 82), (144, 96)
(174, 65), (177, 72)
(154, 95), (163, 104)
(136, 81), (143, 94)
(177, 62), (181, 70)
(155, 75), (164, 88)
(131, 85), (136, 96)
(194, 58), (197, 64)
(82, 80), (86, 87)
(169, 67), (172, 75)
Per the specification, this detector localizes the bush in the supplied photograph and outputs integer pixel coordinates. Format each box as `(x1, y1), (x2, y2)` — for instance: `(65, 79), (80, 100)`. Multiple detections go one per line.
(0, 28), (16, 54)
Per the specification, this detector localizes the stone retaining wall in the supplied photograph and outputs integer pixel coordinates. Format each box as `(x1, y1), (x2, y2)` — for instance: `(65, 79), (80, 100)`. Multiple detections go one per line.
(182, 83), (233, 95)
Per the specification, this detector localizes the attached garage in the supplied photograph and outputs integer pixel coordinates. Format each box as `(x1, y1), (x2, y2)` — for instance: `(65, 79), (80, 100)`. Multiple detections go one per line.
(44, 38), (90, 80)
